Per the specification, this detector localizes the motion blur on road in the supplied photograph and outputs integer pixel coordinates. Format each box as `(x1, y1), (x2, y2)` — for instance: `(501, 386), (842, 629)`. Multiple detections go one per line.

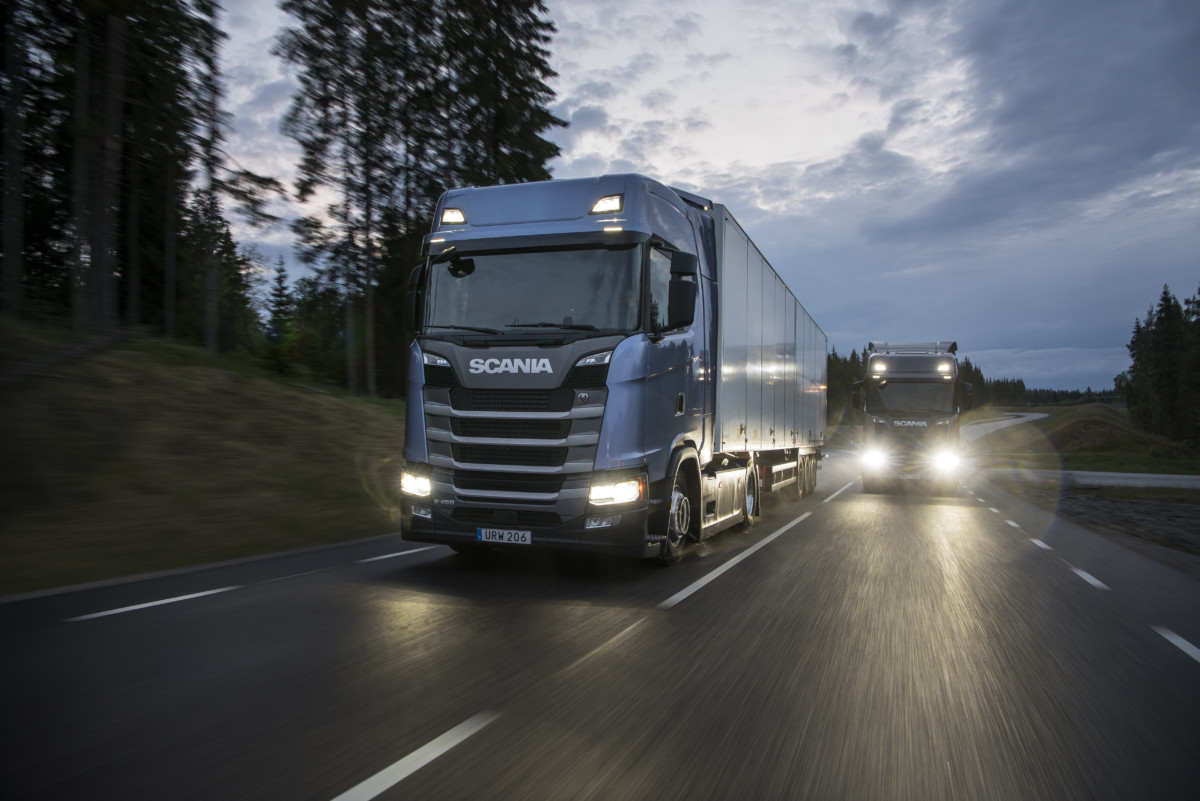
(2, 451), (1198, 800)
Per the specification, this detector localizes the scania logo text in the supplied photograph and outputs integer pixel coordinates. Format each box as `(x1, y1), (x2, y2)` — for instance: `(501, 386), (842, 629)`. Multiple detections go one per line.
(893, 420), (928, 427)
(468, 358), (554, 375)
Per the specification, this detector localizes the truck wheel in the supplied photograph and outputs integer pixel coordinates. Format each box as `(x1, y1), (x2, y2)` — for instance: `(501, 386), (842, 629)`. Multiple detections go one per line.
(796, 457), (808, 500)
(805, 456), (817, 496)
(742, 462), (758, 529)
(862, 475), (876, 494)
(659, 465), (693, 565)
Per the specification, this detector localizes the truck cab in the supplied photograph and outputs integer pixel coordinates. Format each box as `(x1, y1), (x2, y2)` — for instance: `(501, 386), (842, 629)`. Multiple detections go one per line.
(853, 341), (972, 494)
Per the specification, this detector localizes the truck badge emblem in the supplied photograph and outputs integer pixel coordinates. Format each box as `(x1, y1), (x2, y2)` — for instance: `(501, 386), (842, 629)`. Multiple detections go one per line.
(577, 393), (589, 404)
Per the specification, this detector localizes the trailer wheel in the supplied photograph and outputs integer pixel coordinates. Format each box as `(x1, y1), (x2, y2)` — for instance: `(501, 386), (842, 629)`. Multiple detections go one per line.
(796, 456), (809, 500)
(741, 461), (758, 528)
(807, 457), (818, 495)
(659, 465), (693, 565)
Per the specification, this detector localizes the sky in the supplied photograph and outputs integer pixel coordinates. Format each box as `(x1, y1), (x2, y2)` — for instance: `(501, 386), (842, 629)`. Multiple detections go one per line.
(222, 0), (1200, 391)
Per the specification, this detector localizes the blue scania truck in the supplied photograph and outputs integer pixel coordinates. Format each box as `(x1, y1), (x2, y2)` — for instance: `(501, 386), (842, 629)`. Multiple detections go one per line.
(400, 174), (826, 564)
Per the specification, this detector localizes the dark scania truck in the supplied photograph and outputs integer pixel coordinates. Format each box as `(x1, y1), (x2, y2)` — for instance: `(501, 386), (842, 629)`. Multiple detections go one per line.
(853, 341), (972, 494)
(400, 174), (827, 564)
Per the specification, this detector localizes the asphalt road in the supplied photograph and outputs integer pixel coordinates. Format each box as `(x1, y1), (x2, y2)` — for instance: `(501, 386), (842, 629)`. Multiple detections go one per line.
(3, 453), (1198, 800)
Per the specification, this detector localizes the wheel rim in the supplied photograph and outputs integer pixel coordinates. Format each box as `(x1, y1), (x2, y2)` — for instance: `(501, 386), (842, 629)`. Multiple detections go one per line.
(745, 471), (756, 517)
(669, 487), (690, 547)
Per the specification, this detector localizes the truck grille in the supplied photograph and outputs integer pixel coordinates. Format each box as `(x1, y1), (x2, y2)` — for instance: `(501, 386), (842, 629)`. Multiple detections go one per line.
(453, 470), (564, 494)
(423, 365), (457, 388)
(450, 387), (573, 412)
(453, 444), (567, 467)
(451, 508), (562, 527)
(566, 364), (609, 388)
(451, 418), (571, 439)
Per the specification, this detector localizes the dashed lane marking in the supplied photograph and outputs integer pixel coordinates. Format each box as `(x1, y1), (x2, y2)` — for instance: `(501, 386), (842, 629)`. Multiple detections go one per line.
(1153, 627), (1200, 664)
(1065, 564), (1110, 590)
(1031, 539), (1052, 550)
(823, 481), (855, 503)
(358, 546), (442, 563)
(989, 507), (1001, 514)
(658, 513), (812, 610)
(329, 711), (500, 801)
(1006, 520), (1022, 529)
(67, 587), (240, 622)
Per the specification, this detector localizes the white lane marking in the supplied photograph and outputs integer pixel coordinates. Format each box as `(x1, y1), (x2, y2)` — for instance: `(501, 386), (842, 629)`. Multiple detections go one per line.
(358, 546), (441, 563)
(658, 513), (812, 610)
(823, 481), (855, 503)
(1006, 520), (1022, 529)
(330, 711), (500, 801)
(1153, 627), (1200, 664)
(67, 587), (240, 622)
(1066, 564), (1110, 590)
(559, 617), (647, 676)
(976, 497), (986, 503)
(262, 568), (332, 584)
(1031, 539), (1052, 550)
(989, 507), (1000, 514)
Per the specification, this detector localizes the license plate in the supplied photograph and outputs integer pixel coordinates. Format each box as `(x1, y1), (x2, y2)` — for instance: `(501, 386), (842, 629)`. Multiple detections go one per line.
(899, 474), (922, 481)
(477, 528), (531, 545)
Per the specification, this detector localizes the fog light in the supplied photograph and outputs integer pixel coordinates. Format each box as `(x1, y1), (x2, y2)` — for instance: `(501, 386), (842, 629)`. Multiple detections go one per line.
(411, 505), (432, 519)
(586, 515), (621, 529)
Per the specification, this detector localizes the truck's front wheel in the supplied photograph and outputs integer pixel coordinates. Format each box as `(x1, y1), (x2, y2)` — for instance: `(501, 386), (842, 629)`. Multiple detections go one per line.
(659, 466), (693, 565)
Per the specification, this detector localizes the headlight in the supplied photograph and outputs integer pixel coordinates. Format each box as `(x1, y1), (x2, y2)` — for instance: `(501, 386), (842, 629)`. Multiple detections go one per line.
(400, 470), (432, 497)
(589, 476), (646, 505)
(932, 450), (960, 473)
(863, 449), (888, 469)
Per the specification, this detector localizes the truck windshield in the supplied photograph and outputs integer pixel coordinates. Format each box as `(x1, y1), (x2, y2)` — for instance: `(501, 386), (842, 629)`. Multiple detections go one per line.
(425, 245), (641, 335)
(867, 381), (955, 414)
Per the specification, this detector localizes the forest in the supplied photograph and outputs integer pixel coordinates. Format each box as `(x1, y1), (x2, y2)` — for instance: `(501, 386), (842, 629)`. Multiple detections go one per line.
(1, 0), (563, 397)
(1115, 283), (1200, 445)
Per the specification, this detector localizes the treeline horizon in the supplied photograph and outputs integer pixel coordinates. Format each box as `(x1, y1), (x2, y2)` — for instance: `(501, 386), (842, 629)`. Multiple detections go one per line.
(1, 0), (563, 397)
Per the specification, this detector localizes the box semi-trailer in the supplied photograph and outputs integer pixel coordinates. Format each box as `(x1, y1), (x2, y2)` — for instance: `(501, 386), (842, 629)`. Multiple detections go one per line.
(852, 341), (973, 494)
(400, 174), (827, 564)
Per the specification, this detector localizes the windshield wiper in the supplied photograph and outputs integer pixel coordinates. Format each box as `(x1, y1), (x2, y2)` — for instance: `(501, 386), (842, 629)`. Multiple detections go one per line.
(428, 324), (500, 334)
(506, 322), (599, 331)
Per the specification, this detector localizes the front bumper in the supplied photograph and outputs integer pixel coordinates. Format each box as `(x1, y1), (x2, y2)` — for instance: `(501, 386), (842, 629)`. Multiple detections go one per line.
(401, 499), (656, 558)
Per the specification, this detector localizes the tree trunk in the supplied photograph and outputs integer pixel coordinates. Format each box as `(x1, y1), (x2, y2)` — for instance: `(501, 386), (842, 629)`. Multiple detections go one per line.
(69, 18), (93, 331)
(3, 0), (27, 317)
(344, 290), (358, 394)
(125, 143), (140, 329)
(163, 158), (177, 338)
(96, 14), (127, 331)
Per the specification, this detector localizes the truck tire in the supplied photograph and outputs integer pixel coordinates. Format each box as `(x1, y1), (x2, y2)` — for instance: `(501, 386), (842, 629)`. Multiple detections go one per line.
(742, 461), (758, 529)
(659, 464), (693, 565)
(796, 456), (809, 500)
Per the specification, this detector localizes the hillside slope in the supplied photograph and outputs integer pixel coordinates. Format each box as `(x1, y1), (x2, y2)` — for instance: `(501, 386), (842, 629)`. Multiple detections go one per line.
(0, 332), (407, 596)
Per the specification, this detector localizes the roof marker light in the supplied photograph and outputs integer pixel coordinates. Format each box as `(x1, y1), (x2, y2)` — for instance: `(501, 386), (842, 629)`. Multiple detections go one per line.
(603, 226), (623, 232)
(441, 208), (466, 224)
(591, 195), (623, 214)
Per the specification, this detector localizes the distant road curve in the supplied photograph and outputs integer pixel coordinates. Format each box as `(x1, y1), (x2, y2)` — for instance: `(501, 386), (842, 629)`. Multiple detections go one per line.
(962, 412), (1048, 444)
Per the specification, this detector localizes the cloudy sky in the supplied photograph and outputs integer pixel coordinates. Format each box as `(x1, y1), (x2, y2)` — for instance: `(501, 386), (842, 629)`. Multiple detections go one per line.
(223, 0), (1200, 391)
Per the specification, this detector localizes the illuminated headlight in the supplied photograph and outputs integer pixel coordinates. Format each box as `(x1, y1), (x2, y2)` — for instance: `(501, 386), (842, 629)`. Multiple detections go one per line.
(589, 476), (646, 506)
(423, 352), (450, 367)
(400, 470), (432, 497)
(576, 350), (612, 367)
(863, 449), (888, 469)
(932, 450), (960, 473)
(441, 208), (466, 224)
(590, 194), (623, 214)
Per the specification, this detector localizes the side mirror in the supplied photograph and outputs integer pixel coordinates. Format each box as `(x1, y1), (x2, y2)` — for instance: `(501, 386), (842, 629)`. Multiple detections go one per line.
(406, 264), (424, 331)
(960, 381), (974, 411)
(667, 279), (696, 329)
(670, 250), (698, 277)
